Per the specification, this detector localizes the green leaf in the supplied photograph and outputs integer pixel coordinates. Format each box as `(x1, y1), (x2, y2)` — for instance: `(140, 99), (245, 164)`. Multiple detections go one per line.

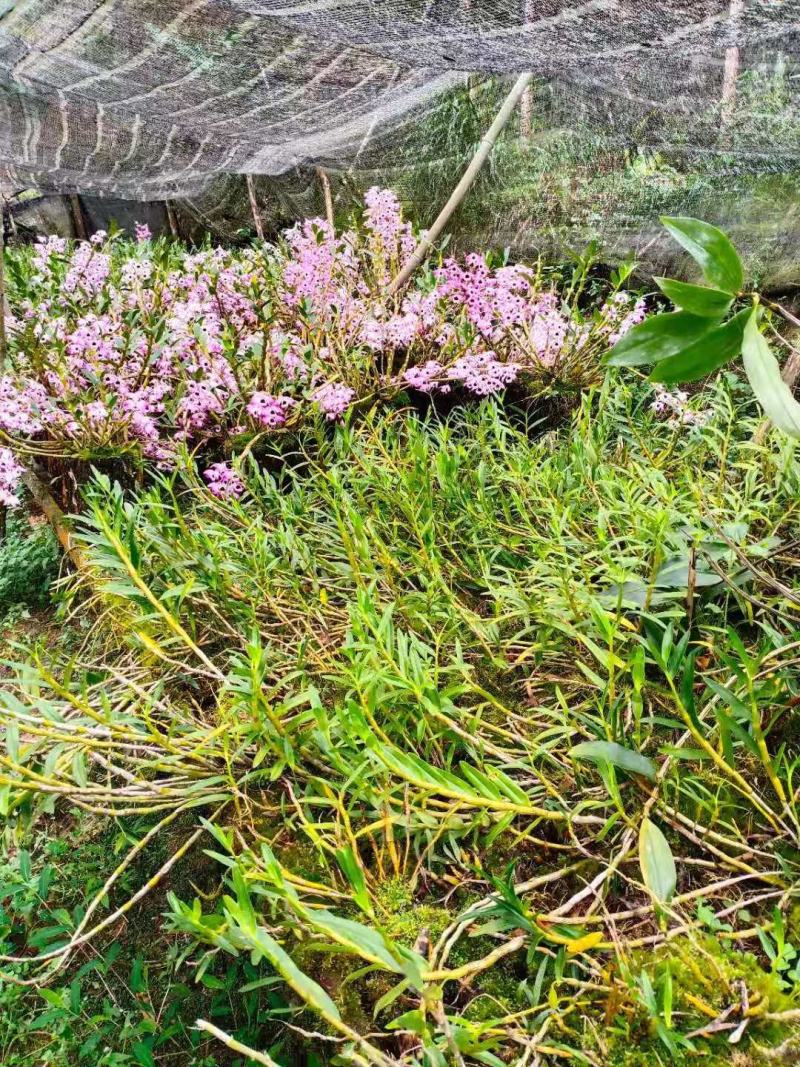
(639, 818), (677, 904)
(661, 216), (744, 295)
(71, 752), (88, 788)
(130, 956), (147, 994)
(654, 277), (734, 318)
(5, 721), (19, 763)
(569, 741), (656, 781)
(608, 311), (715, 367)
(373, 978), (411, 1018)
(335, 847), (373, 917)
(741, 312), (800, 437)
(650, 307), (753, 384)
(133, 1043), (156, 1067)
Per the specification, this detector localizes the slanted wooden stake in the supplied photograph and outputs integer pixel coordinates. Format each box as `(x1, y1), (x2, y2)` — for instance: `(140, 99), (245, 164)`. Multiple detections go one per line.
(165, 199), (180, 239)
(388, 72), (533, 296)
(246, 174), (265, 240)
(68, 193), (88, 240)
(316, 166), (335, 230)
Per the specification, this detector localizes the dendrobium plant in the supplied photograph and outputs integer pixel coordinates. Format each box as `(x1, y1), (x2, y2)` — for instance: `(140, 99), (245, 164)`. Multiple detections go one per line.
(0, 189), (643, 504)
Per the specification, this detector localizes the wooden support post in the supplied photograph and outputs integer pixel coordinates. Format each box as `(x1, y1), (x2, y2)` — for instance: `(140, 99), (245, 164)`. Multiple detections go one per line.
(519, 0), (535, 139)
(246, 175), (265, 240)
(316, 166), (335, 230)
(519, 87), (534, 140)
(388, 72), (533, 297)
(721, 0), (745, 125)
(165, 200), (179, 239)
(68, 193), (88, 240)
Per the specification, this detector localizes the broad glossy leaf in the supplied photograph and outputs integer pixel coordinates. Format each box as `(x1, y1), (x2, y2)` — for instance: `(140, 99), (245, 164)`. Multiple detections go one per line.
(650, 307), (752, 384)
(653, 554), (723, 589)
(661, 216), (744, 295)
(741, 313), (800, 437)
(569, 740), (656, 781)
(639, 818), (677, 904)
(608, 311), (715, 367)
(655, 277), (733, 319)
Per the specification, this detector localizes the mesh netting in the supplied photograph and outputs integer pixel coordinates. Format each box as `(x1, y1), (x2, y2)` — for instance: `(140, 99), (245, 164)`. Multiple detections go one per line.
(0, 2), (798, 278)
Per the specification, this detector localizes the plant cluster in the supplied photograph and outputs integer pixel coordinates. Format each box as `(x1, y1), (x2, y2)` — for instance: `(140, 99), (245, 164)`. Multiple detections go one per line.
(0, 190), (642, 505)
(1, 379), (799, 1064)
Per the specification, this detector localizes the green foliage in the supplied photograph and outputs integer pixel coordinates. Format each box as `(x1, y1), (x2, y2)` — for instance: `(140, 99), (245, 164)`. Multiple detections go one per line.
(610, 216), (800, 436)
(569, 740), (656, 781)
(741, 312), (800, 436)
(2, 380), (800, 1063)
(0, 508), (59, 616)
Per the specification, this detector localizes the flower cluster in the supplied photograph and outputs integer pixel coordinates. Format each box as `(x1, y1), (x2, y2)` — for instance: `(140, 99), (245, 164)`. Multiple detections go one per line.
(0, 191), (650, 505)
(203, 462), (245, 500)
(246, 392), (296, 428)
(313, 381), (356, 420)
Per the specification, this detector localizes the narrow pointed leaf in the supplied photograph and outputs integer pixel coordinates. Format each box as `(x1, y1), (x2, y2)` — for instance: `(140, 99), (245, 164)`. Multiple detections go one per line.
(741, 313), (800, 437)
(298, 907), (417, 978)
(661, 216), (744, 295)
(650, 307), (752, 384)
(608, 311), (715, 367)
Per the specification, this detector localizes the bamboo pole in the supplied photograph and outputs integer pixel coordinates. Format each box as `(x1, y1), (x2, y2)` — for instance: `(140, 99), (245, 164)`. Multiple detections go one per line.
(245, 174), (265, 240)
(388, 72), (533, 296)
(0, 205), (5, 542)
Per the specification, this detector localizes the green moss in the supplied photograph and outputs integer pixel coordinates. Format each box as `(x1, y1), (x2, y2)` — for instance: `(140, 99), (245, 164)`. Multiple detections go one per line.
(374, 878), (452, 947)
(463, 963), (528, 1022)
(581, 933), (800, 1066)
